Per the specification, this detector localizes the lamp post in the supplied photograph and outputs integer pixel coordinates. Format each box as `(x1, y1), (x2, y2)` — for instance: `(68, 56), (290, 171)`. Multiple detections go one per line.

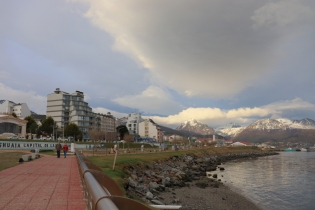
(63, 122), (65, 140)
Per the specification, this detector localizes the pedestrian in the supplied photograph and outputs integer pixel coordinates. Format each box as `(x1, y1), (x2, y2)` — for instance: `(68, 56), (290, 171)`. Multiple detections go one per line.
(62, 143), (69, 158)
(141, 144), (144, 152)
(55, 141), (62, 158)
(114, 144), (117, 153)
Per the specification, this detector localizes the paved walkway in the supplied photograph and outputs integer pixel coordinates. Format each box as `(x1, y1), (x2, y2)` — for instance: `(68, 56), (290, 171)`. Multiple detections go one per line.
(0, 155), (86, 210)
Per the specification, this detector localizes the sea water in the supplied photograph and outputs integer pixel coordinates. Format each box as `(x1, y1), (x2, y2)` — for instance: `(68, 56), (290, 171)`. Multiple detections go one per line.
(216, 152), (315, 210)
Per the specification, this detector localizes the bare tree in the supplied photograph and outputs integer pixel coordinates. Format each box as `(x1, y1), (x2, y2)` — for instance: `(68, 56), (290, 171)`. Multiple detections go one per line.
(105, 132), (118, 143)
(123, 134), (134, 152)
(88, 126), (105, 155)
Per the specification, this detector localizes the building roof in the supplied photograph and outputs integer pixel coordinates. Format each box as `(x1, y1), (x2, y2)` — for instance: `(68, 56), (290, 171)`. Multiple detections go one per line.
(0, 115), (28, 123)
(0, 100), (16, 105)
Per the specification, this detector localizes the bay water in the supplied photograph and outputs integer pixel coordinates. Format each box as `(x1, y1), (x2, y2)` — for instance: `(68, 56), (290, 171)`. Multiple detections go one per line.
(216, 152), (315, 210)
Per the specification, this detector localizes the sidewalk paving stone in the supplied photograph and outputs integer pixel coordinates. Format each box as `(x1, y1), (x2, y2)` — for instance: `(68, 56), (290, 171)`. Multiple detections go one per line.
(0, 155), (86, 210)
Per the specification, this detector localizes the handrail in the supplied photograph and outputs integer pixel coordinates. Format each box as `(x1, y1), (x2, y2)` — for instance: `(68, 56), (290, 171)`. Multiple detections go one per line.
(75, 149), (151, 210)
(76, 150), (118, 210)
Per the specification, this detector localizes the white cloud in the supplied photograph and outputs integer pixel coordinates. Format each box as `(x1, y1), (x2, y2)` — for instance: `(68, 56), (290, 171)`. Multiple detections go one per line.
(112, 86), (182, 115)
(252, 1), (314, 29)
(0, 83), (46, 114)
(148, 98), (315, 128)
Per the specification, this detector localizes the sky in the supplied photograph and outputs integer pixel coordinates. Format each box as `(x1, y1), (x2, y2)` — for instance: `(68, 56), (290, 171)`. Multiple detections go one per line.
(1, 0), (315, 129)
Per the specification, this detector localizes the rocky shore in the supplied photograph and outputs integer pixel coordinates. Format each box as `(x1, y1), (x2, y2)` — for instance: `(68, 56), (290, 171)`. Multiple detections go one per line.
(125, 151), (278, 209)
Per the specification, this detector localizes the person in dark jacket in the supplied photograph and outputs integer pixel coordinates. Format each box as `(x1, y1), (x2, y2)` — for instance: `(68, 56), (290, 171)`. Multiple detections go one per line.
(55, 141), (62, 158)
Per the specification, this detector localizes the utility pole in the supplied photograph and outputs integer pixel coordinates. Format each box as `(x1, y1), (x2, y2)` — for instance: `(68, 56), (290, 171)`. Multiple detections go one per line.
(63, 122), (65, 140)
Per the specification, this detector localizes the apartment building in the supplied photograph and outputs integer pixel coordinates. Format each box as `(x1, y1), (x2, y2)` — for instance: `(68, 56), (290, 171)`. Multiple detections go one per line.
(46, 88), (100, 140)
(126, 112), (143, 135)
(0, 100), (31, 119)
(138, 119), (163, 142)
(99, 112), (118, 133)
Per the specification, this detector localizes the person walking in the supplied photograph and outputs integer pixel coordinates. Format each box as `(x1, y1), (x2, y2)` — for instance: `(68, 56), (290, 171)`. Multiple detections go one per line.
(141, 144), (144, 152)
(62, 143), (69, 158)
(55, 141), (62, 158)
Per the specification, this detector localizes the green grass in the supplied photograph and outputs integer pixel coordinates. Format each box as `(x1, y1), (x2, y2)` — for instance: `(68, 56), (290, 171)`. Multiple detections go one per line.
(0, 152), (29, 171)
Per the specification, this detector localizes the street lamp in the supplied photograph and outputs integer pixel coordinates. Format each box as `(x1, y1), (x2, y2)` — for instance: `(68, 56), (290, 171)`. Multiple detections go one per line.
(63, 122), (65, 140)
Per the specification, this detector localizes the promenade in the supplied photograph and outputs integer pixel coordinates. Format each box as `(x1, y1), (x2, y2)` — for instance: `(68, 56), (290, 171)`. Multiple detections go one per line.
(0, 154), (86, 210)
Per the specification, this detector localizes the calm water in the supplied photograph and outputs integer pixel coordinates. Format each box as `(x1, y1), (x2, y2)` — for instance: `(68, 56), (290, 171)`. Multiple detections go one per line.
(216, 152), (315, 210)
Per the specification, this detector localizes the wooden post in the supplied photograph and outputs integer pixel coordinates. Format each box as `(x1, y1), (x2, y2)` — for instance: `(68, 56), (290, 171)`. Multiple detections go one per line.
(112, 144), (118, 170)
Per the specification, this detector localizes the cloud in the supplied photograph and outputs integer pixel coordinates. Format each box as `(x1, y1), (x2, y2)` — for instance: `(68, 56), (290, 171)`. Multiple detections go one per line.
(71, 0), (315, 99)
(0, 83), (46, 114)
(148, 98), (315, 128)
(112, 86), (183, 115)
(251, 1), (314, 29)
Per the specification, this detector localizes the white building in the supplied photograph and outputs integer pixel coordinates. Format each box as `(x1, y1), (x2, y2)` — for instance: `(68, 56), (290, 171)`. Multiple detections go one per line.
(138, 119), (163, 142)
(0, 100), (31, 119)
(0, 115), (27, 137)
(46, 88), (100, 140)
(126, 112), (143, 135)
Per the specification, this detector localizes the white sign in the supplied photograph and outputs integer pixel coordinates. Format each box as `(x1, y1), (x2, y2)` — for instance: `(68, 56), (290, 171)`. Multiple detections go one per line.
(0, 141), (57, 150)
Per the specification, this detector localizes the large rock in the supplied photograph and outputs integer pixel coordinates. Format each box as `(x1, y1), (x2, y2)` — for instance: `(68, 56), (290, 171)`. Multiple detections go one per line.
(135, 184), (147, 192)
(128, 177), (138, 188)
(146, 191), (154, 199)
(149, 182), (159, 189)
(131, 174), (138, 180)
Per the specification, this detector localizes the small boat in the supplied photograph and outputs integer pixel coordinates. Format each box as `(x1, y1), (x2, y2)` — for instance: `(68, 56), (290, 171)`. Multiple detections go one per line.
(300, 148), (308, 152)
(283, 148), (296, 152)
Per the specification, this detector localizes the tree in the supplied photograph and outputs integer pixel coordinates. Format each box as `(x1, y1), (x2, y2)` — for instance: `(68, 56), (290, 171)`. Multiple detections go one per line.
(12, 112), (17, 118)
(88, 126), (105, 141)
(30, 123), (38, 134)
(24, 116), (36, 133)
(123, 133), (134, 151)
(64, 123), (82, 141)
(105, 132), (118, 142)
(88, 126), (105, 155)
(116, 125), (129, 140)
(41, 116), (55, 135)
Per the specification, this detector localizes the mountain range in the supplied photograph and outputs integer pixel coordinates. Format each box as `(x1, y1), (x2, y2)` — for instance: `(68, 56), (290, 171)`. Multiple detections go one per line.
(177, 119), (216, 136)
(175, 118), (315, 144)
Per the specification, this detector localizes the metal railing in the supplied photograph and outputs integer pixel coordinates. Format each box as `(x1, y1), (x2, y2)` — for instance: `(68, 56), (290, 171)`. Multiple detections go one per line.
(75, 149), (151, 210)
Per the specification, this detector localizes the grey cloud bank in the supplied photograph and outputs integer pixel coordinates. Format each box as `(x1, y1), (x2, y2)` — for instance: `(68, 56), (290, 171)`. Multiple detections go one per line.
(1, 0), (315, 128)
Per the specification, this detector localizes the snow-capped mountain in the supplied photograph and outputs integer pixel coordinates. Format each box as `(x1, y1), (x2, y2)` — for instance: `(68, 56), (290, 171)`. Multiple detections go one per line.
(177, 119), (215, 135)
(247, 118), (315, 131)
(233, 118), (315, 143)
(215, 123), (245, 138)
(247, 119), (290, 131)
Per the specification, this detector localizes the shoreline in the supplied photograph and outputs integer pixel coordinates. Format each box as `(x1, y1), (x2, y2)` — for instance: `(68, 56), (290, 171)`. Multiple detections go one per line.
(126, 150), (277, 209)
(158, 179), (262, 210)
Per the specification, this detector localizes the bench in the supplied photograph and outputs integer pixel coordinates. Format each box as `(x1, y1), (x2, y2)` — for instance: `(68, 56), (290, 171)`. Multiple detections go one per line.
(21, 153), (40, 162)
(21, 154), (32, 162)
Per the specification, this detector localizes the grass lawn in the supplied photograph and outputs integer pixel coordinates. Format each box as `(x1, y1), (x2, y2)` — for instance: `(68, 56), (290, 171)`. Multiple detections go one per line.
(0, 152), (29, 171)
(87, 146), (261, 195)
